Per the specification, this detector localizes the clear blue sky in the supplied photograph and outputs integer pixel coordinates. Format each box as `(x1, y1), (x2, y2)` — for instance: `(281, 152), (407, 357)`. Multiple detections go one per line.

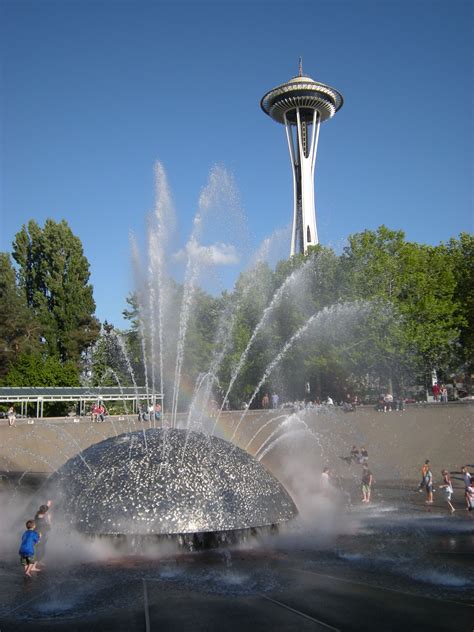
(1, 0), (472, 326)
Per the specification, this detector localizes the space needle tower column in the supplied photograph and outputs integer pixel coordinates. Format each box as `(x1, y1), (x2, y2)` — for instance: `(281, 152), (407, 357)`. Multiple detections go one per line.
(261, 61), (343, 255)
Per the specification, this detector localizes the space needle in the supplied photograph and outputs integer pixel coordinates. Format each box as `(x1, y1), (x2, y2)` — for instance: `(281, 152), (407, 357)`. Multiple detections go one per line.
(261, 61), (343, 255)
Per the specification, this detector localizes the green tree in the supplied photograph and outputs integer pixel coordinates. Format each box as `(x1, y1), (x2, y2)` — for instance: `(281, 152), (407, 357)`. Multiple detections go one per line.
(447, 233), (474, 382)
(5, 352), (80, 415)
(0, 252), (41, 380)
(218, 263), (276, 407)
(5, 352), (80, 387)
(12, 219), (100, 364)
(341, 226), (462, 394)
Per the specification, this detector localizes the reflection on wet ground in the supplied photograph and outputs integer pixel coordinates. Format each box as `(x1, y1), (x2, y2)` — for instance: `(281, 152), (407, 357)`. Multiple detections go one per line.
(0, 480), (473, 631)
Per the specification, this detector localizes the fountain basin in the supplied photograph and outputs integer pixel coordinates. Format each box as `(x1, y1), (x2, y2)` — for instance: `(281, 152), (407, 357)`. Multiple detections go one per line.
(37, 429), (297, 535)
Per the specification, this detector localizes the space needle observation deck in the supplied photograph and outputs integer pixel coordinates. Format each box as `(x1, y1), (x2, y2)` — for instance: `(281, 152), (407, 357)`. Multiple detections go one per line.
(261, 62), (343, 255)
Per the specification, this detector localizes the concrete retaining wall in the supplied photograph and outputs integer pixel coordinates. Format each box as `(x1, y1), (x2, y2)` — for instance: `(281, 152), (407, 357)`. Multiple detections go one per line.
(0, 403), (472, 483)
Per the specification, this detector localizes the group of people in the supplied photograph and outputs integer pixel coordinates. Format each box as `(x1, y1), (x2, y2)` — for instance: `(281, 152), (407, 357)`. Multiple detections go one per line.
(376, 393), (405, 412)
(18, 500), (52, 578)
(323, 453), (473, 513)
(138, 402), (162, 422)
(339, 445), (369, 466)
(418, 460), (473, 513)
(91, 403), (107, 422)
(261, 393), (280, 409)
(432, 382), (448, 403)
(320, 462), (374, 504)
(323, 444), (374, 504)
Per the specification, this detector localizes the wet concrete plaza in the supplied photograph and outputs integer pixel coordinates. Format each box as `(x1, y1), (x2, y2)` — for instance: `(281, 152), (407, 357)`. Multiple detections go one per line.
(0, 480), (473, 632)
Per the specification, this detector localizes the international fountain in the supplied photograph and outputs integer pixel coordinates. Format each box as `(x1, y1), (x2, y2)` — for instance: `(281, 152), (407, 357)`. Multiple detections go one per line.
(23, 67), (356, 546)
(27, 162), (372, 549)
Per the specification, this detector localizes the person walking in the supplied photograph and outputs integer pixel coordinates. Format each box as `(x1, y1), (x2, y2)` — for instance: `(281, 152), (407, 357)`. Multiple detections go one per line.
(418, 460), (430, 492)
(424, 465), (434, 504)
(461, 466), (472, 510)
(466, 485), (474, 511)
(439, 470), (455, 513)
(154, 402), (162, 422)
(361, 464), (373, 503)
(320, 467), (332, 496)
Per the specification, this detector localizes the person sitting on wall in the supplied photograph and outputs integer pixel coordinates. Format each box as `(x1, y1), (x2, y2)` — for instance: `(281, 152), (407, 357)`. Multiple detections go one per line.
(138, 405), (148, 422)
(395, 396), (405, 411)
(154, 402), (162, 421)
(91, 404), (99, 423)
(97, 404), (106, 423)
(383, 393), (394, 412)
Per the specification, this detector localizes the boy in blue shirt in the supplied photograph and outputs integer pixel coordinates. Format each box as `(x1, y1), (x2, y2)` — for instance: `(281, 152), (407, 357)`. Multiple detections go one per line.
(19, 520), (40, 577)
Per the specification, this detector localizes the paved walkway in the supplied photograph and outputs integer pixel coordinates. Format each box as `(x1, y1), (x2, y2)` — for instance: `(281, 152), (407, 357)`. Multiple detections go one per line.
(1, 492), (473, 631)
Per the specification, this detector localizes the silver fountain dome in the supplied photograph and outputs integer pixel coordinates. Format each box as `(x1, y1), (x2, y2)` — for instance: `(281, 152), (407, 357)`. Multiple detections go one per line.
(35, 429), (297, 536)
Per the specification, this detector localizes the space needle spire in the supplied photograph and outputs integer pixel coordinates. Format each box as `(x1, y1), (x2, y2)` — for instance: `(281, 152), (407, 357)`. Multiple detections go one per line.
(261, 64), (343, 255)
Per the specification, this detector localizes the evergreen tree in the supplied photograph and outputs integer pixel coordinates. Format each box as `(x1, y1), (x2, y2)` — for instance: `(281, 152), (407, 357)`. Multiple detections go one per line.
(12, 219), (100, 365)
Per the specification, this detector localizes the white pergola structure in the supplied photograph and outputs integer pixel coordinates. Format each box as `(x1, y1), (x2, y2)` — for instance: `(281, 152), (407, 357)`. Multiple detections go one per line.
(0, 387), (163, 419)
(261, 63), (343, 255)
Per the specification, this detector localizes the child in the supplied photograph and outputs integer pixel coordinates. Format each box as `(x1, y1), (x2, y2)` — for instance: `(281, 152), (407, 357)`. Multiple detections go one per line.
(350, 446), (360, 463)
(34, 501), (52, 565)
(418, 459), (430, 492)
(19, 520), (40, 577)
(439, 470), (455, 513)
(424, 465), (434, 504)
(466, 486), (474, 511)
(461, 466), (472, 510)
